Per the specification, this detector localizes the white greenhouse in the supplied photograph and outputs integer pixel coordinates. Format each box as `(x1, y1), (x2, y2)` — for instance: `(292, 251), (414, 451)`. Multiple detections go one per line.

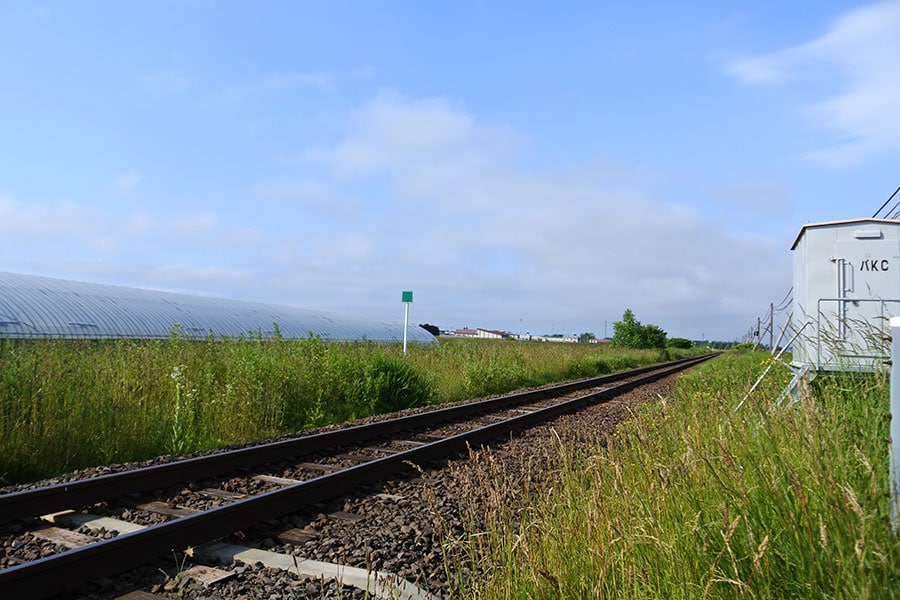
(0, 271), (437, 344)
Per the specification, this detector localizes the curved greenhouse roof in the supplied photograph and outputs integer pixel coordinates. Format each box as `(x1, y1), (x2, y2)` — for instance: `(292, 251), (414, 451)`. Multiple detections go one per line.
(0, 271), (437, 344)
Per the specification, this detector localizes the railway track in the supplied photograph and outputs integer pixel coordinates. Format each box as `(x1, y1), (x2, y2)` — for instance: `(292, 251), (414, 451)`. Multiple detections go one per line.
(0, 354), (716, 598)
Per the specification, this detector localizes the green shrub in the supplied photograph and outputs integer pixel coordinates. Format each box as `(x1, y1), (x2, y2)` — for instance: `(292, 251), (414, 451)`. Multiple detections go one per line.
(363, 356), (435, 414)
(566, 356), (613, 378)
(667, 337), (693, 349)
(606, 354), (641, 371)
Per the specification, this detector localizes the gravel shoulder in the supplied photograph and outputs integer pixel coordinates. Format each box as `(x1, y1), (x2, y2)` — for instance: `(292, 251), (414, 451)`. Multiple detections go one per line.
(4, 373), (680, 599)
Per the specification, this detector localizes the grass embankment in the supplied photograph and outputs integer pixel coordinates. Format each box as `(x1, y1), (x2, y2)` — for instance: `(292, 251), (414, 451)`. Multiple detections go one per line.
(451, 350), (899, 598)
(0, 335), (692, 485)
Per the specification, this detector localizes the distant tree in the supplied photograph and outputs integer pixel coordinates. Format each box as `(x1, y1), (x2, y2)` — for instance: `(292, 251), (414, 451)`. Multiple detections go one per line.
(578, 332), (596, 343)
(705, 340), (738, 349)
(610, 309), (667, 349)
(667, 337), (693, 349)
(418, 323), (440, 337)
(643, 324), (668, 349)
(610, 309), (643, 348)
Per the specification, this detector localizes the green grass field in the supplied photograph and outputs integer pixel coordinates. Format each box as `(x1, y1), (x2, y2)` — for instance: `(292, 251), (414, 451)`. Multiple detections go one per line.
(0, 335), (689, 485)
(448, 349), (900, 599)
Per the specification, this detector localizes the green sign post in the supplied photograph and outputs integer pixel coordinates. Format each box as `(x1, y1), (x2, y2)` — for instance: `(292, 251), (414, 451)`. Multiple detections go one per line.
(402, 291), (413, 356)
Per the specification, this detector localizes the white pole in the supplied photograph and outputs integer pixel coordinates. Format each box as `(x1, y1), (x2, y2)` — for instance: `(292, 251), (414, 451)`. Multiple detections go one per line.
(890, 317), (900, 531)
(403, 302), (409, 357)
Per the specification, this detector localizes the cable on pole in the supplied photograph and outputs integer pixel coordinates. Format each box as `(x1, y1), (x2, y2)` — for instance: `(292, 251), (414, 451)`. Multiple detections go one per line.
(873, 186), (900, 219)
(773, 287), (793, 312)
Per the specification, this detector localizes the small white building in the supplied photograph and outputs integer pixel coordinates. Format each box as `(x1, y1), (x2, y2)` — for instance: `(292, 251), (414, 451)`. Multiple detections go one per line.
(791, 218), (900, 372)
(476, 328), (510, 339)
(451, 328), (512, 339)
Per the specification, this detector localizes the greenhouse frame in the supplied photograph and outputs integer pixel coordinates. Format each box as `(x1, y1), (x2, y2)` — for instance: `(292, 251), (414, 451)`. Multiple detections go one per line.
(0, 271), (437, 344)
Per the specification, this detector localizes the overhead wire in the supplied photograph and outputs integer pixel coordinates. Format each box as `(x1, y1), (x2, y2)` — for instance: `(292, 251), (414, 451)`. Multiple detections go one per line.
(873, 185), (900, 218)
(745, 184), (897, 342)
(773, 286), (793, 312)
(749, 188), (896, 345)
(749, 286), (793, 346)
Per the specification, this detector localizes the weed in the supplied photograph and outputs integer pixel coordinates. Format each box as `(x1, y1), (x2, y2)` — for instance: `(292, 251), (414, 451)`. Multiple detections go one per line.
(0, 337), (701, 484)
(363, 356), (435, 414)
(450, 350), (900, 598)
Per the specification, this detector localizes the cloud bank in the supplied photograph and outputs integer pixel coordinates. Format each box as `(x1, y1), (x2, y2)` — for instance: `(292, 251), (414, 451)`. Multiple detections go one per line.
(257, 92), (786, 338)
(727, 0), (900, 166)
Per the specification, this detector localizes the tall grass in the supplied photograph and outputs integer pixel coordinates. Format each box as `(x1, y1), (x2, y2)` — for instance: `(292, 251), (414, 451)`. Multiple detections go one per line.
(450, 350), (899, 598)
(0, 335), (683, 485)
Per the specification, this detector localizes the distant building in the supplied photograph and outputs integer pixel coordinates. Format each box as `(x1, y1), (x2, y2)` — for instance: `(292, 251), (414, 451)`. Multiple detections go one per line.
(451, 327), (512, 339)
(452, 328), (479, 337)
(533, 335), (578, 343)
(476, 328), (509, 339)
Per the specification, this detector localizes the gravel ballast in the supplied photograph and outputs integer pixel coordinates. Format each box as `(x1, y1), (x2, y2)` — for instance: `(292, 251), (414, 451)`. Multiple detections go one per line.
(3, 373), (682, 599)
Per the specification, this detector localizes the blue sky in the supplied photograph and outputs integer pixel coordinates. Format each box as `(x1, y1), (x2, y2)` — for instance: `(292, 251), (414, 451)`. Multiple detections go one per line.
(1, 1), (898, 341)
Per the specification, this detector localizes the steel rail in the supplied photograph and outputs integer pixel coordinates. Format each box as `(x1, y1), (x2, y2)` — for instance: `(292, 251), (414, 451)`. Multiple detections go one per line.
(0, 355), (711, 521)
(0, 354), (714, 599)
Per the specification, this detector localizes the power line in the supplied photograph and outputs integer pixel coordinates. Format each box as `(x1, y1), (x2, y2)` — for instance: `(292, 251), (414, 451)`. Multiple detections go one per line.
(743, 184), (897, 342)
(874, 186), (900, 218)
(751, 188), (894, 344)
(772, 286), (793, 311)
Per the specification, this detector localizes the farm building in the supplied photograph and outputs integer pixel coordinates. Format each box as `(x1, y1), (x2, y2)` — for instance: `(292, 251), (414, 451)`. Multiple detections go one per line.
(0, 271), (437, 344)
(791, 218), (900, 372)
(451, 328), (512, 339)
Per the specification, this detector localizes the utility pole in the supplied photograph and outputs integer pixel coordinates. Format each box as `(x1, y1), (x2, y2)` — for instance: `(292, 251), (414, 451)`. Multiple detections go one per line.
(769, 302), (774, 350)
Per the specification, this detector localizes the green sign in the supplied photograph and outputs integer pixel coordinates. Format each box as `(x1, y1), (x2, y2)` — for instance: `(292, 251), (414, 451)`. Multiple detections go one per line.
(402, 290), (413, 303)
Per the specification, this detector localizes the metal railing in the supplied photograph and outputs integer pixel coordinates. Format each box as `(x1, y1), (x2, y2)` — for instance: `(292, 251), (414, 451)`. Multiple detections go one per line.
(810, 298), (900, 371)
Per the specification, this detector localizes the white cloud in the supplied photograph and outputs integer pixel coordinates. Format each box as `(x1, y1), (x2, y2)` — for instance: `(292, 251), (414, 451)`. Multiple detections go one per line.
(0, 194), (260, 278)
(145, 264), (255, 294)
(119, 211), (158, 235)
(207, 71), (337, 106)
(0, 195), (105, 239)
(727, 0), (900, 166)
(274, 94), (788, 338)
(165, 213), (218, 236)
(137, 70), (191, 96)
(709, 180), (791, 218)
(334, 235), (373, 261)
(303, 90), (524, 184)
(111, 171), (142, 194)
(88, 235), (119, 254)
(1, 89), (788, 339)
(252, 177), (353, 218)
